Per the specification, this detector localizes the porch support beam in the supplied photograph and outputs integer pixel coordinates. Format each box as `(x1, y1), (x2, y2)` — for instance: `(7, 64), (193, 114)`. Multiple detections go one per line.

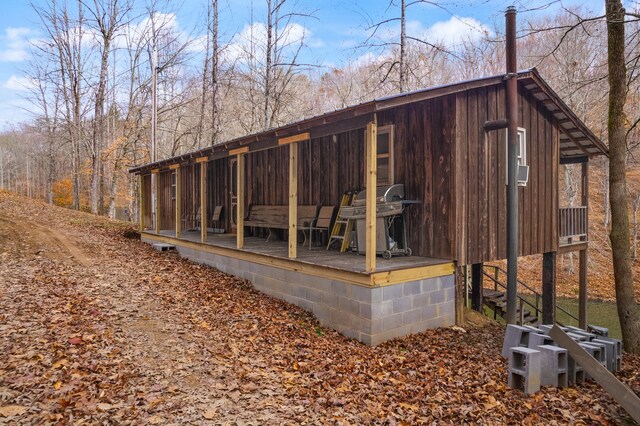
(365, 120), (377, 273)
(237, 153), (245, 249)
(200, 160), (207, 242)
(175, 165), (181, 238)
(542, 251), (557, 324)
(288, 142), (298, 258)
(579, 160), (589, 328)
(152, 169), (160, 234)
(138, 174), (144, 232)
(471, 263), (483, 312)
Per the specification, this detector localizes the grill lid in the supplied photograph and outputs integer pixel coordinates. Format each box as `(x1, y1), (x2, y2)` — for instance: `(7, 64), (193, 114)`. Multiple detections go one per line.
(353, 184), (404, 206)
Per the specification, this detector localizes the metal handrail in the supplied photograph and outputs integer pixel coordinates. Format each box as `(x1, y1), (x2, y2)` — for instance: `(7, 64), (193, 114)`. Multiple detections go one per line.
(482, 270), (542, 322)
(484, 264), (580, 325)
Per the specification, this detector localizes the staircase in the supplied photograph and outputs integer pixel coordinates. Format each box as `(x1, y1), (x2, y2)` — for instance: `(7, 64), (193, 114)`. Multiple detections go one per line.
(482, 288), (539, 325)
(476, 265), (580, 326)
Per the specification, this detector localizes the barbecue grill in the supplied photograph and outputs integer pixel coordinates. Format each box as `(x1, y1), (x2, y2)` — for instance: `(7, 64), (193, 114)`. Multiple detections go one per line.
(339, 184), (413, 259)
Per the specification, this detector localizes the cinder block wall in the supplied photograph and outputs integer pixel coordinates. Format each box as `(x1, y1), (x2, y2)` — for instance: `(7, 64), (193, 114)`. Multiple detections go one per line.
(144, 238), (455, 346)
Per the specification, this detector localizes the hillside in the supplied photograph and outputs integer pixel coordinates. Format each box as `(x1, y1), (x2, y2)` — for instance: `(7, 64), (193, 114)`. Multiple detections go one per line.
(0, 191), (639, 424)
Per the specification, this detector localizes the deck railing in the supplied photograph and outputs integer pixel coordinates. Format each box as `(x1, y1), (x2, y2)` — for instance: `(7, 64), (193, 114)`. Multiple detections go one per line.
(559, 206), (587, 240)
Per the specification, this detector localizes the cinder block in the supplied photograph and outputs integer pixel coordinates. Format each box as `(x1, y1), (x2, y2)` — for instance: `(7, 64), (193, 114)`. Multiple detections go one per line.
(382, 285), (403, 301)
(508, 347), (541, 395)
(411, 292), (430, 309)
(306, 288), (324, 303)
(421, 278), (440, 293)
(592, 337), (622, 372)
(403, 281), (422, 296)
(392, 296), (413, 313)
(359, 302), (372, 319)
(321, 291), (340, 308)
(579, 342), (606, 380)
(528, 333), (554, 349)
(502, 325), (532, 358)
(592, 338), (617, 372)
(351, 285), (373, 302)
(588, 325), (609, 337)
(339, 296), (360, 315)
(429, 290), (445, 305)
(330, 280), (351, 297)
(567, 332), (590, 342)
(420, 303), (440, 322)
(402, 308), (421, 326)
(382, 313), (403, 331)
(565, 327), (596, 341)
(567, 356), (585, 386)
(537, 344), (568, 387)
(371, 301), (393, 317)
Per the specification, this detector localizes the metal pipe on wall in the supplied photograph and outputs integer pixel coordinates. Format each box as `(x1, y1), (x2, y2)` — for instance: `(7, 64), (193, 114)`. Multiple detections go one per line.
(505, 6), (519, 324)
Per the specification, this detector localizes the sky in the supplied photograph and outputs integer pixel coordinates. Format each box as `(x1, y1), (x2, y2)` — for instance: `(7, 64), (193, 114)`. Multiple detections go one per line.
(0, 0), (604, 131)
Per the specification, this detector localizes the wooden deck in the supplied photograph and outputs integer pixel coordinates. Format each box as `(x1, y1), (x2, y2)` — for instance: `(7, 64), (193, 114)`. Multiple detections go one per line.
(156, 230), (446, 273)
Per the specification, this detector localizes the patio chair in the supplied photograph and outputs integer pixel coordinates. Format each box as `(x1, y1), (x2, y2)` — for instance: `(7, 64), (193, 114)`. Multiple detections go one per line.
(309, 205), (336, 248)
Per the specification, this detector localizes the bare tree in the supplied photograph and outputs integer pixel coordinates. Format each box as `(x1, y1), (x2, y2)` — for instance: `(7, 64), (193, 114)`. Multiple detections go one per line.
(606, 0), (640, 353)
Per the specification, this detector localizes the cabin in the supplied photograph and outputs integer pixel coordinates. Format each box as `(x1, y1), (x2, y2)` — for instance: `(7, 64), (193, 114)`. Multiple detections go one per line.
(130, 68), (607, 346)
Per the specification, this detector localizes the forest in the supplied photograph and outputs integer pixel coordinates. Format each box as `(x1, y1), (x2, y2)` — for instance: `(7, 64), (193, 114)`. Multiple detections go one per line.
(0, 1), (639, 327)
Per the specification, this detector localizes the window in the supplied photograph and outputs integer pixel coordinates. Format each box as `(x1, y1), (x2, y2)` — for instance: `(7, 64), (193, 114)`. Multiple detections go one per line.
(505, 127), (527, 185)
(171, 172), (177, 200)
(377, 125), (394, 185)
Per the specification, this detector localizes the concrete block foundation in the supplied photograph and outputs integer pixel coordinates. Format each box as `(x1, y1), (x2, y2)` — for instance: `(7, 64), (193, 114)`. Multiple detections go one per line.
(143, 236), (455, 346)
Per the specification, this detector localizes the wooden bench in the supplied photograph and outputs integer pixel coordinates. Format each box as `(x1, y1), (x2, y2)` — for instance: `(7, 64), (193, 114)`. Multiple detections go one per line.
(244, 205), (318, 241)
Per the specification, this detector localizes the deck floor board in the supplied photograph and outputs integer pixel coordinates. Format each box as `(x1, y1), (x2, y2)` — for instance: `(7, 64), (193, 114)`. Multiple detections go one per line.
(156, 230), (448, 274)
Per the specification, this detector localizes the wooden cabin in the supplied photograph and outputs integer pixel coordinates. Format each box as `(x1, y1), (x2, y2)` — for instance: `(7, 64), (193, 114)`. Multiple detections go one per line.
(131, 68), (607, 345)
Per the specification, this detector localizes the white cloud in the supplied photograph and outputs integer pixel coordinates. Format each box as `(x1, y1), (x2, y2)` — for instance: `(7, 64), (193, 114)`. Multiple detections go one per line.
(224, 21), (317, 65)
(3, 75), (37, 91)
(0, 27), (37, 62)
(418, 16), (492, 48)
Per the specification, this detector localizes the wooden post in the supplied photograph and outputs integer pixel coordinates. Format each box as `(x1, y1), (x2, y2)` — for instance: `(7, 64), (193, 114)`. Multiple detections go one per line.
(542, 251), (557, 324)
(365, 121), (377, 273)
(138, 174), (144, 232)
(471, 263), (483, 312)
(199, 160), (207, 242)
(288, 142), (298, 259)
(455, 266), (466, 325)
(236, 153), (245, 249)
(579, 160), (589, 328)
(174, 166), (181, 238)
(152, 169), (160, 234)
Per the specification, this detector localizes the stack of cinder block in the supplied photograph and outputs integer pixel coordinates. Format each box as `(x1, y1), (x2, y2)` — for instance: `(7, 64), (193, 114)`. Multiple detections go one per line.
(503, 324), (622, 395)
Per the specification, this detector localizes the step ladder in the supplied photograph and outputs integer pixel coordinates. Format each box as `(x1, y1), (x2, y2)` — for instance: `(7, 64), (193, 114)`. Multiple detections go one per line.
(327, 191), (355, 252)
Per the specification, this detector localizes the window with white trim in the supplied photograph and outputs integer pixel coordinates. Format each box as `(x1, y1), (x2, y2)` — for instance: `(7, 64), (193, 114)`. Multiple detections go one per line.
(377, 125), (394, 186)
(505, 127), (527, 185)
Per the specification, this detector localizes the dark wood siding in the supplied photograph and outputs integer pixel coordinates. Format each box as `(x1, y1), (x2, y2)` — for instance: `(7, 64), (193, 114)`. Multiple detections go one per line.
(142, 174), (152, 228)
(454, 82), (559, 265)
(179, 164), (199, 231)
(158, 170), (175, 230)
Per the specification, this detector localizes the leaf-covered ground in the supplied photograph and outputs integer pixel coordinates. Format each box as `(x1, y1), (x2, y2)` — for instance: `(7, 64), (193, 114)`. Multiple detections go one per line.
(0, 191), (638, 425)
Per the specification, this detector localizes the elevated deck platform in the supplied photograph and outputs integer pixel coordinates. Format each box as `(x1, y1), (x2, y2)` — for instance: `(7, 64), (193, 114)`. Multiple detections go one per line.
(145, 230), (454, 287)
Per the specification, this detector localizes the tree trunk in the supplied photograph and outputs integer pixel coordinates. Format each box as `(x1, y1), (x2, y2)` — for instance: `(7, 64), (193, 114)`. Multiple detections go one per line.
(399, 0), (406, 92)
(606, 0), (640, 353)
(211, 0), (219, 144)
(263, 0), (273, 130)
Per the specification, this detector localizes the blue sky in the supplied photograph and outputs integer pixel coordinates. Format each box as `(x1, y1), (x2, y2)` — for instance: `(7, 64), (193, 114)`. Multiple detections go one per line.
(0, 0), (603, 131)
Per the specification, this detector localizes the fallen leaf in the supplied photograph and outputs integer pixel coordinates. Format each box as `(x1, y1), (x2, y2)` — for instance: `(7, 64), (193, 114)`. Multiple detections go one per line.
(96, 403), (113, 411)
(0, 405), (27, 417)
(203, 408), (217, 419)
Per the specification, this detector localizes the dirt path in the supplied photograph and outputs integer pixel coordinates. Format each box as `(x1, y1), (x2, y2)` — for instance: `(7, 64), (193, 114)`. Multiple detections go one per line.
(0, 191), (638, 425)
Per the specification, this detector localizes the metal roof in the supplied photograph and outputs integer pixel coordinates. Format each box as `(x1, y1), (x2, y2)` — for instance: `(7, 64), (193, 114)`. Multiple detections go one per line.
(130, 68), (607, 174)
